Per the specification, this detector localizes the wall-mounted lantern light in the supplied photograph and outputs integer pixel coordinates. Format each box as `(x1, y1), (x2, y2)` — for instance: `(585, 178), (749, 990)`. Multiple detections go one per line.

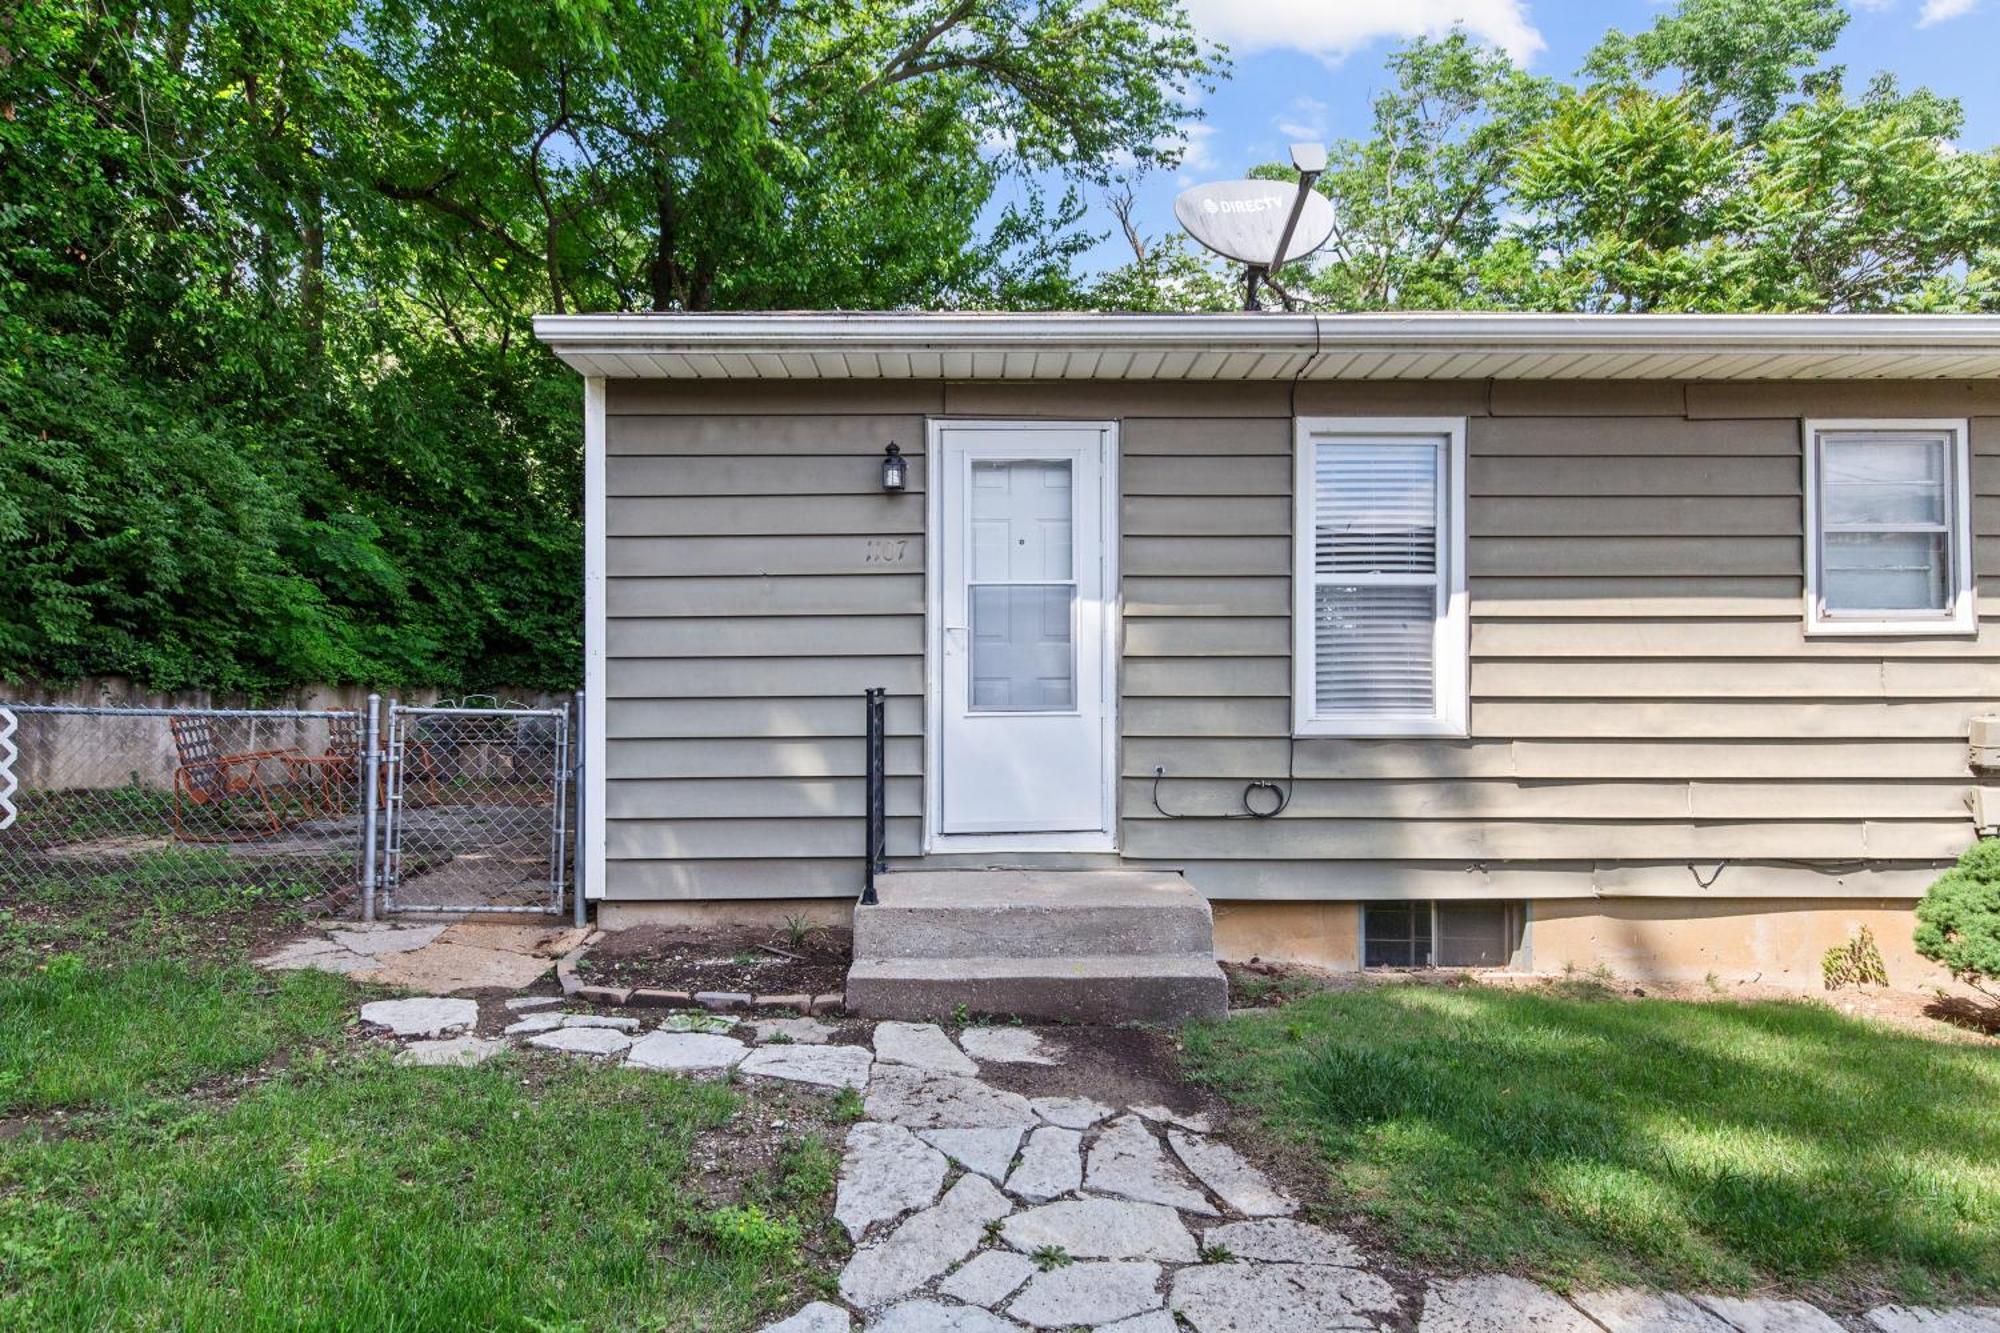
(881, 442), (908, 493)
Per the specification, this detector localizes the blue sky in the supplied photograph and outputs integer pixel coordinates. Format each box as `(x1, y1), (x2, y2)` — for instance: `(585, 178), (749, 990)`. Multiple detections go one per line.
(1021, 0), (2000, 277)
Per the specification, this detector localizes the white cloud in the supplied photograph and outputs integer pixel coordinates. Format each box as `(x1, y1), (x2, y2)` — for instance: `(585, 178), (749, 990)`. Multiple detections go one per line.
(1275, 96), (1331, 142)
(1182, 0), (1546, 65)
(1918, 0), (1979, 24)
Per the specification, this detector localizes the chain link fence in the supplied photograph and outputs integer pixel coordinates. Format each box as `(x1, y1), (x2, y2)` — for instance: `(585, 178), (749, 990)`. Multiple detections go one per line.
(0, 698), (580, 920)
(0, 705), (367, 913)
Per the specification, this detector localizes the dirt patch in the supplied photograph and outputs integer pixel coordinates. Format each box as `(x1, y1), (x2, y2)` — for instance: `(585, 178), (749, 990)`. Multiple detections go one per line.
(0, 888), (346, 973)
(579, 923), (852, 998)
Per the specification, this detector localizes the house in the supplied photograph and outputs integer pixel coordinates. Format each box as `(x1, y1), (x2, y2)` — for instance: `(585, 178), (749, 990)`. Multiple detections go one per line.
(532, 311), (2000, 1015)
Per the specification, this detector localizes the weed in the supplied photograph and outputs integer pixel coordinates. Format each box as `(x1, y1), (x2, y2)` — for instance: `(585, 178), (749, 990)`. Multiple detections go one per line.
(778, 913), (823, 953)
(1823, 926), (1890, 990)
(1197, 1242), (1236, 1264)
(830, 1086), (866, 1123)
(696, 1203), (803, 1263)
(1030, 1244), (1072, 1272)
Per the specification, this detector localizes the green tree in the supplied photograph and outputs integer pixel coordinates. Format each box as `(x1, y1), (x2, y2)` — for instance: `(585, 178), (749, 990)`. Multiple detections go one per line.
(0, 0), (1218, 692)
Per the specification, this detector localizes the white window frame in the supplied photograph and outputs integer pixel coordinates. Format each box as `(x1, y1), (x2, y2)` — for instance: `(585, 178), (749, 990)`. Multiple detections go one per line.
(1293, 416), (1469, 738)
(1803, 418), (1974, 637)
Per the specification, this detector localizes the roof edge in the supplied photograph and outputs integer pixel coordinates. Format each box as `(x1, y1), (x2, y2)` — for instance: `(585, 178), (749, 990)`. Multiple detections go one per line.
(530, 311), (2000, 380)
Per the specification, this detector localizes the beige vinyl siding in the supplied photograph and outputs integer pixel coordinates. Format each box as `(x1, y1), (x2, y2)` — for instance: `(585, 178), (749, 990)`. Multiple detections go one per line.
(1119, 391), (1994, 904)
(599, 378), (1994, 904)
(602, 386), (935, 898)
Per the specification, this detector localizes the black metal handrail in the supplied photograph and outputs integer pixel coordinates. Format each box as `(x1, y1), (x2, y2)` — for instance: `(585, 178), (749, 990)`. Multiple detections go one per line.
(862, 687), (886, 905)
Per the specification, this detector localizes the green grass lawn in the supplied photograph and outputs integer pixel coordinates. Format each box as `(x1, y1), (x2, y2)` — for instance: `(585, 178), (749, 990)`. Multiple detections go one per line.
(0, 890), (843, 1331)
(1183, 977), (2000, 1305)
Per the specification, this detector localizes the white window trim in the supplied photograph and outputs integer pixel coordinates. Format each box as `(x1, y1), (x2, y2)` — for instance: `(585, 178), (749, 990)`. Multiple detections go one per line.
(1802, 417), (1974, 637)
(1293, 416), (1469, 738)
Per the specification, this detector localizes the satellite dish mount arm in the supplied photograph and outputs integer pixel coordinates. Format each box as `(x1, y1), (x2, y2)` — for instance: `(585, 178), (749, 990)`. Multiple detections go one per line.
(1245, 143), (1327, 312)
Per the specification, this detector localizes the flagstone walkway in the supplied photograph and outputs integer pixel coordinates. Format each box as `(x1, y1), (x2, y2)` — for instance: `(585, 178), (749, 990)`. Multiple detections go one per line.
(351, 999), (2000, 1333)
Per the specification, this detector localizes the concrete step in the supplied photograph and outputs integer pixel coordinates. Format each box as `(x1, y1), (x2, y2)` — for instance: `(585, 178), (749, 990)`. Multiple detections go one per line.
(854, 869), (1216, 960)
(845, 955), (1228, 1024)
(846, 869), (1229, 1023)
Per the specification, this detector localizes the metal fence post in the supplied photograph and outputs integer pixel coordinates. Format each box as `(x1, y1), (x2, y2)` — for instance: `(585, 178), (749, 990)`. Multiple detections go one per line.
(862, 687), (885, 906)
(361, 693), (382, 923)
(572, 689), (588, 929)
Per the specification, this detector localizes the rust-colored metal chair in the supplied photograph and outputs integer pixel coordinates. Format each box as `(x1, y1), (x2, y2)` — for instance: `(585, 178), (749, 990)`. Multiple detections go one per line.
(169, 716), (296, 841)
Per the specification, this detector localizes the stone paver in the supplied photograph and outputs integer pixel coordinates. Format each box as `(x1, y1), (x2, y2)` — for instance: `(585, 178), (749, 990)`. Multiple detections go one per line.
(958, 1027), (1062, 1065)
(1028, 1095), (1112, 1130)
(1000, 1199), (1198, 1263)
(918, 1127), (1026, 1181)
(1170, 1262), (1398, 1333)
(1574, 1289), (1738, 1332)
(757, 1301), (852, 1333)
(1129, 1104), (1214, 1132)
(939, 1250), (1036, 1307)
(1097, 1314), (1178, 1333)
(864, 1301), (1022, 1333)
(865, 1065), (1034, 1128)
(1085, 1115), (1216, 1214)
(873, 1021), (979, 1077)
(395, 1036), (504, 1066)
(753, 1016), (837, 1044)
(564, 1013), (641, 1031)
(838, 1173), (1013, 1309)
(504, 995), (564, 1011)
(526, 1025), (634, 1057)
(257, 938), (377, 974)
(1007, 1261), (1163, 1328)
(1693, 1296), (1845, 1333)
(503, 1012), (568, 1035)
(623, 1031), (749, 1075)
(1168, 1130), (1295, 1217)
(836, 1122), (950, 1242)
(739, 1043), (874, 1090)
(1419, 1276), (1601, 1332)
(331, 924), (449, 956)
(1004, 1126), (1082, 1203)
(366, 940), (554, 992)
(360, 996), (478, 1037)
(1866, 1310), (2000, 1333)
(1202, 1218), (1360, 1267)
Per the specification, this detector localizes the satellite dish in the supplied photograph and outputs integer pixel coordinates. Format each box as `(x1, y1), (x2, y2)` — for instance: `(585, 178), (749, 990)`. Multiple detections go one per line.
(1173, 179), (1335, 267)
(1171, 145), (1333, 310)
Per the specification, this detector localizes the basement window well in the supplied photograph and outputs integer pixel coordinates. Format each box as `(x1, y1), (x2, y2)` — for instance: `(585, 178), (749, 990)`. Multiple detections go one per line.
(1363, 901), (1525, 969)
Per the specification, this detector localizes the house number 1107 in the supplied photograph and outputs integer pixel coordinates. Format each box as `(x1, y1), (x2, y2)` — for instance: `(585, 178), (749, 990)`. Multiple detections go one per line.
(864, 539), (911, 564)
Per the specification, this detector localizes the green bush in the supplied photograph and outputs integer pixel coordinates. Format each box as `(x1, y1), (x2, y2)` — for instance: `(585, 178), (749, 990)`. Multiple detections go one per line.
(1915, 838), (2000, 998)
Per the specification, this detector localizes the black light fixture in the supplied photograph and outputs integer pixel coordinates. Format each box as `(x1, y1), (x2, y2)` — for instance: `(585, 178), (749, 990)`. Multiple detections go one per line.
(881, 442), (908, 492)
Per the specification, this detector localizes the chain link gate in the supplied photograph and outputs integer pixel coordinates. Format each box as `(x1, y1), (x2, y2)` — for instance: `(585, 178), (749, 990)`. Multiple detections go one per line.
(378, 701), (571, 916)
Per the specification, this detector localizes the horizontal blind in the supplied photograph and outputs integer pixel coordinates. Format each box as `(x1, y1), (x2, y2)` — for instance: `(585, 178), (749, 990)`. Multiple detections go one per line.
(1314, 444), (1437, 575)
(1310, 438), (1443, 719)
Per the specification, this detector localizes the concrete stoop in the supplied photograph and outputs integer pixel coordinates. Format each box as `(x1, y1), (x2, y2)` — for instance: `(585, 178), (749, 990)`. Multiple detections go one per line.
(846, 870), (1230, 1024)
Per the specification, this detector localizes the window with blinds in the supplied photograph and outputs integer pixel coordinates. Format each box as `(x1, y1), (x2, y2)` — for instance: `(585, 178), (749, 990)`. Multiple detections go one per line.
(1293, 419), (1468, 737)
(1805, 419), (1973, 637)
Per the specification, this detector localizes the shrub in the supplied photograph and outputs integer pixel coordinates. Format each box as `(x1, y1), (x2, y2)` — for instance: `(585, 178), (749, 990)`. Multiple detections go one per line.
(1915, 838), (2000, 999)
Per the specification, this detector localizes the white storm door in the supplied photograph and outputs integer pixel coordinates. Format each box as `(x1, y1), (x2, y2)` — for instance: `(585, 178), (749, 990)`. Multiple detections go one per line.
(931, 422), (1115, 844)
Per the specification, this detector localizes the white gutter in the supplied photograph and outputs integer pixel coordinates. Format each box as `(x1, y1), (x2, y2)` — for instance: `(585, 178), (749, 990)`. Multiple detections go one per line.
(531, 311), (2000, 378)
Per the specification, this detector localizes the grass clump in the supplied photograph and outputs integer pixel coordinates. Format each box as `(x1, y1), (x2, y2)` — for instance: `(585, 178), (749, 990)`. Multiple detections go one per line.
(1183, 980), (2000, 1302)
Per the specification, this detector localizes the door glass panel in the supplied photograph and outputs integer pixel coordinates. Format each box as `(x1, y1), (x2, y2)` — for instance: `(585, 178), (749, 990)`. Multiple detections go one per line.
(970, 584), (1076, 711)
(971, 460), (1072, 580)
